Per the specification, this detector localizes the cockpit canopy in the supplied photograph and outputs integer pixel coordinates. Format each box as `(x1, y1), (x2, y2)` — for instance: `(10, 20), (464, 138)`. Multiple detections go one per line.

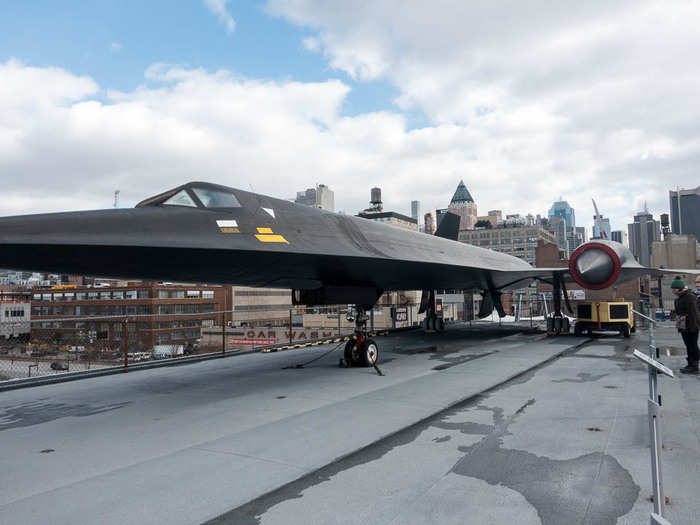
(136, 182), (242, 209)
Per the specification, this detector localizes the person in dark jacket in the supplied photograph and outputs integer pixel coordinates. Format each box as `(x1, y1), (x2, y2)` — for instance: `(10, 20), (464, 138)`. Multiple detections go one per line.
(672, 276), (700, 374)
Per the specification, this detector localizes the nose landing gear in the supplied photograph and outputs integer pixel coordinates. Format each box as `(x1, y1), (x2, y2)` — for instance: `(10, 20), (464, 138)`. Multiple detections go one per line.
(341, 306), (380, 367)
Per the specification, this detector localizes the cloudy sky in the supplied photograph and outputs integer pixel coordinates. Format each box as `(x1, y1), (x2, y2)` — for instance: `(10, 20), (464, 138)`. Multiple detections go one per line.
(2, 1), (699, 233)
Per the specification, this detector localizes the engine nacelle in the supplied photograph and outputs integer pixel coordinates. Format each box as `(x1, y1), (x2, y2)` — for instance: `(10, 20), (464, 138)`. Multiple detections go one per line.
(568, 240), (629, 290)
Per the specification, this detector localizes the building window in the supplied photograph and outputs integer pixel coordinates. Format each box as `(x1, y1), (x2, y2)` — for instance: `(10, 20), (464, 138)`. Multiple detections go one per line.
(76, 292), (86, 301)
(112, 291), (124, 300)
(64, 293), (74, 301)
(187, 290), (200, 298)
(88, 292), (98, 300)
(170, 290), (185, 299)
(99, 292), (111, 300)
(125, 290), (137, 300)
(138, 290), (149, 299)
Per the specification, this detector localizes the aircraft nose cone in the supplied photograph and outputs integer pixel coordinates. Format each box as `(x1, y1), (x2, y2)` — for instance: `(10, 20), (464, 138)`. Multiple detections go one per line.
(574, 248), (614, 285)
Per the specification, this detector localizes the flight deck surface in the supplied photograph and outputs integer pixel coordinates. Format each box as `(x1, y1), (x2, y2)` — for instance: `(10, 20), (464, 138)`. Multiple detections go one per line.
(1, 323), (699, 524)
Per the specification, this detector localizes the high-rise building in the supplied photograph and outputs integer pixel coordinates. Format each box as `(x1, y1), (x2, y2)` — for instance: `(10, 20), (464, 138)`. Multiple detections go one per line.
(294, 184), (335, 211)
(436, 208), (450, 229)
(592, 214), (611, 239)
(447, 180), (477, 231)
(548, 216), (568, 255)
(628, 210), (661, 267)
(411, 201), (421, 223)
(611, 230), (628, 247)
(548, 199), (575, 230)
(669, 186), (700, 240)
(548, 199), (576, 257)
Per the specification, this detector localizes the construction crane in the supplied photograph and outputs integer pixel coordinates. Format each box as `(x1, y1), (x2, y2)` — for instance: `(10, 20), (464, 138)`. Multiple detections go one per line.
(591, 198), (607, 239)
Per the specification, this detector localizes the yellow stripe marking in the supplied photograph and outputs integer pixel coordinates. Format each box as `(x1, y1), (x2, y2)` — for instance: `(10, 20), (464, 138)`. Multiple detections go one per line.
(255, 234), (290, 244)
(257, 227), (273, 234)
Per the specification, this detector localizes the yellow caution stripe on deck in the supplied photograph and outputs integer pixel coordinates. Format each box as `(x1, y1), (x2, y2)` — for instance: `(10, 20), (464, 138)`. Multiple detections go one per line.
(260, 331), (390, 353)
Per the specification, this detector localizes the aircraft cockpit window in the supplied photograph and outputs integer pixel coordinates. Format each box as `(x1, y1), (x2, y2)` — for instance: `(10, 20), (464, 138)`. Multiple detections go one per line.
(192, 188), (241, 208)
(163, 190), (197, 208)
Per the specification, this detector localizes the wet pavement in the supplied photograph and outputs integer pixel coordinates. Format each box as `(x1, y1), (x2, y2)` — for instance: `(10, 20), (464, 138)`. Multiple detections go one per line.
(212, 323), (700, 525)
(1, 321), (699, 524)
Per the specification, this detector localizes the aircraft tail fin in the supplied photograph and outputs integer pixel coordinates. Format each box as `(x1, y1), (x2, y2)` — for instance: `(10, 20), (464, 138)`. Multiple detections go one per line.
(434, 211), (460, 241)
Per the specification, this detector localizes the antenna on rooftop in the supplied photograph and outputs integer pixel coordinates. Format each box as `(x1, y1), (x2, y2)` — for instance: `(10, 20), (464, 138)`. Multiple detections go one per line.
(114, 190), (120, 208)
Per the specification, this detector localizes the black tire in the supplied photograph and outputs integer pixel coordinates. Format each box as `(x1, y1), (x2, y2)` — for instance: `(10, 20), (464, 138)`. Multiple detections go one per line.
(344, 339), (363, 366)
(574, 323), (583, 336)
(562, 317), (570, 334)
(361, 339), (379, 367)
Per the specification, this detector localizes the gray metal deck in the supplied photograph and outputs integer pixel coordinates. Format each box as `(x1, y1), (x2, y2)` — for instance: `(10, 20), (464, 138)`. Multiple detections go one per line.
(1, 323), (698, 524)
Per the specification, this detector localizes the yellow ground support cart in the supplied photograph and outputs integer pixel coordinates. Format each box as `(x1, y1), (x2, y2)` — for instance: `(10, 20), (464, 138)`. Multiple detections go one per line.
(574, 300), (635, 338)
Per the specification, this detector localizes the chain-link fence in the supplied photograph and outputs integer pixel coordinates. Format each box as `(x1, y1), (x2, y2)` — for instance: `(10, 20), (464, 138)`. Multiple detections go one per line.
(0, 304), (420, 382)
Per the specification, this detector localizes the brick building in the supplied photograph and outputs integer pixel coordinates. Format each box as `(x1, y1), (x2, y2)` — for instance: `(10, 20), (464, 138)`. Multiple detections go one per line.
(30, 283), (230, 352)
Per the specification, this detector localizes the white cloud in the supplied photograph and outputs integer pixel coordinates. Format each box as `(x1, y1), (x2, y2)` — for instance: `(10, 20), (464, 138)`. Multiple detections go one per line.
(203, 0), (236, 33)
(110, 42), (123, 52)
(266, 0), (700, 230)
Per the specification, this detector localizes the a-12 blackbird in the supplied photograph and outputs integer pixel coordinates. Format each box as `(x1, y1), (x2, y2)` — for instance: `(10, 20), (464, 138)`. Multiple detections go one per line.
(0, 181), (695, 366)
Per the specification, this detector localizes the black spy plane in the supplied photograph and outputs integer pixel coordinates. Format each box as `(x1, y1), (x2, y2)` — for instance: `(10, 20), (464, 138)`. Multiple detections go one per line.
(0, 182), (695, 366)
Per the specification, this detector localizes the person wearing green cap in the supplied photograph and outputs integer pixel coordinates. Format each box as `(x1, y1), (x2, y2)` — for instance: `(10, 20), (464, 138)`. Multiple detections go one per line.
(672, 276), (700, 373)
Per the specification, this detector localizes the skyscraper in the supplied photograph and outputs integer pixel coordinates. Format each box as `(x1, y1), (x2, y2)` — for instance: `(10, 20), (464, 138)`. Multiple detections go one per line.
(447, 180), (477, 231)
(669, 186), (700, 240)
(611, 230), (628, 247)
(592, 215), (611, 239)
(628, 210), (661, 266)
(548, 199), (575, 230)
(548, 199), (576, 256)
(411, 200), (420, 222)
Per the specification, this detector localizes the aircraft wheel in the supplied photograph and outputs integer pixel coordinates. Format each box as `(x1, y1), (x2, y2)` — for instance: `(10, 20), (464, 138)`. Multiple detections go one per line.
(361, 339), (379, 367)
(561, 317), (570, 334)
(344, 340), (363, 367)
